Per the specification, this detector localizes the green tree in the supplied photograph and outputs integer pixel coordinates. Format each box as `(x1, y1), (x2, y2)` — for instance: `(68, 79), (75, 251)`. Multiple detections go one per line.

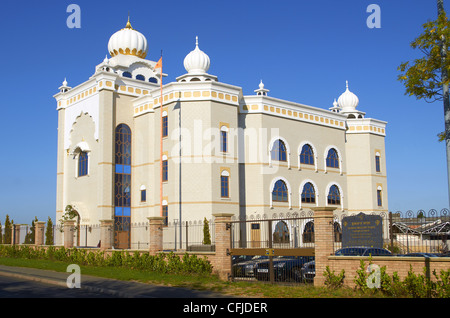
(0, 221), (2, 244)
(45, 217), (54, 245)
(398, 1), (450, 205)
(24, 217), (38, 244)
(202, 218), (211, 245)
(3, 215), (12, 244)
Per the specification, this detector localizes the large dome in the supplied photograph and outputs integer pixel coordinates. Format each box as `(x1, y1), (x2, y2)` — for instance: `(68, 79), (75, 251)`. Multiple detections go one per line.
(108, 19), (148, 59)
(183, 36), (210, 74)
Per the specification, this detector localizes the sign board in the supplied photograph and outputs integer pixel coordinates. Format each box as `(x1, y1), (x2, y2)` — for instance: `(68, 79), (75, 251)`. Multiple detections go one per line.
(342, 213), (383, 248)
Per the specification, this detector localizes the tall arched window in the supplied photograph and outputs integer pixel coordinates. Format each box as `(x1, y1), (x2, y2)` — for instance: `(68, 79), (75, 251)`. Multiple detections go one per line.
(301, 182), (315, 204)
(114, 124), (132, 249)
(300, 144), (314, 165)
(326, 148), (339, 168)
(272, 180), (288, 202)
(327, 185), (341, 205)
(78, 151), (88, 177)
(271, 139), (287, 162)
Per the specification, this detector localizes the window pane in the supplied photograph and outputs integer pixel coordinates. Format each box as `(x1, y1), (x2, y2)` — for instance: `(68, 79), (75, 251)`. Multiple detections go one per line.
(272, 180), (288, 202)
(300, 144), (314, 165)
(221, 176), (229, 197)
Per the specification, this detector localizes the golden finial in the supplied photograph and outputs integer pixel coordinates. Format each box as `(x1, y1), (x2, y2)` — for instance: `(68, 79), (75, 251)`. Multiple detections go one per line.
(125, 13), (133, 29)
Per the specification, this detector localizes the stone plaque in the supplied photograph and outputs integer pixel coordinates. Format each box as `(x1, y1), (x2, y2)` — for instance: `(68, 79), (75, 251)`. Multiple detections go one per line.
(342, 213), (383, 248)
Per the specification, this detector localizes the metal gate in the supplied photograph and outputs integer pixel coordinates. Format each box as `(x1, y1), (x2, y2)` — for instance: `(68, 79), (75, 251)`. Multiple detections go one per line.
(229, 213), (315, 284)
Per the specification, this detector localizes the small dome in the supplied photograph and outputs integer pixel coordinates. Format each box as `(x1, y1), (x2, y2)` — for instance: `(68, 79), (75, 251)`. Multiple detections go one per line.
(183, 36), (210, 74)
(338, 81), (359, 112)
(108, 19), (148, 59)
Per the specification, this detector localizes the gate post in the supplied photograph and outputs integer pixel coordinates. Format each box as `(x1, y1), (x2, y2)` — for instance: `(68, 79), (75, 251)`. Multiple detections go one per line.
(100, 219), (114, 250)
(64, 220), (76, 248)
(311, 207), (335, 287)
(213, 213), (234, 280)
(148, 217), (165, 255)
(35, 221), (46, 246)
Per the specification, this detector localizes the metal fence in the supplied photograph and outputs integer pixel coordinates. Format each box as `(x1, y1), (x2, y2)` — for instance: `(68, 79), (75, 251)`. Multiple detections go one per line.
(163, 218), (215, 252)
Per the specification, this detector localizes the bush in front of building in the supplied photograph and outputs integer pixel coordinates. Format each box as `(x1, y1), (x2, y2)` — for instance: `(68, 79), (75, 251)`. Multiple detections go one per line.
(0, 245), (212, 276)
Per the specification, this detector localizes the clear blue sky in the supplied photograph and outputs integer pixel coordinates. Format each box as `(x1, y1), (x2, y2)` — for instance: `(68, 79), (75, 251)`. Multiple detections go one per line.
(0, 0), (448, 224)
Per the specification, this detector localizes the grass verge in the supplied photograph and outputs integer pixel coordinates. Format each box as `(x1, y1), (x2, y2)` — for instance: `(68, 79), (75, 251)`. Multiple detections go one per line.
(0, 257), (383, 298)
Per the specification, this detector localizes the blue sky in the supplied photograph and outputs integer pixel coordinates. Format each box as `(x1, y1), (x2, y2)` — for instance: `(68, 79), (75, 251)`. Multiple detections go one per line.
(0, 0), (448, 224)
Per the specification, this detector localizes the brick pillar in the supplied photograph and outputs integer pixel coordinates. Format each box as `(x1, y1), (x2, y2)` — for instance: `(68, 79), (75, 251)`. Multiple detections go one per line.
(148, 217), (165, 255)
(311, 207), (335, 287)
(213, 213), (233, 280)
(100, 219), (114, 250)
(64, 220), (76, 248)
(13, 224), (21, 245)
(35, 221), (46, 246)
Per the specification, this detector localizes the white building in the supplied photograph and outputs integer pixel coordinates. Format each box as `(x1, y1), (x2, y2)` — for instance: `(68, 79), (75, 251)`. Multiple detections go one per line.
(53, 19), (388, 248)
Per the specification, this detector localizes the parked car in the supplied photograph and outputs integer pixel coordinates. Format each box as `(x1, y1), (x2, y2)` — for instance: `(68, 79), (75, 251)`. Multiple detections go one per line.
(334, 246), (392, 256)
(301, 260), (315, 283)
(398, 252), (439, 258)
(253, 256), (314, 282)
(232, 255), (269, 278)
(232, 255), (254, 264)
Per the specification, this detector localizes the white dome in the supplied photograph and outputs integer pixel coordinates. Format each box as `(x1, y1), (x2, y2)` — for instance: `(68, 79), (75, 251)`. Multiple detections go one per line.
(183, 36), (210, 74)
(108, 19), (148, 59)
(338, 81), (359, 112)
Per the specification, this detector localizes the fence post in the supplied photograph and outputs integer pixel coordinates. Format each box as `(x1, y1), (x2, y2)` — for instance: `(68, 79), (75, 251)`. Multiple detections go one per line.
(148, 217), (165, 255)
(100, 219), (114, 250)
(311, 207), (335, 287)
(64, 220), (76, 248)
(213, 213), (233, 280)
(35, 221), (46, 246)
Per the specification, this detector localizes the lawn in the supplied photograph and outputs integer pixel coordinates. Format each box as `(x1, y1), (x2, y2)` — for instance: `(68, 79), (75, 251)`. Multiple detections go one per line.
(0, 257), (381, 298)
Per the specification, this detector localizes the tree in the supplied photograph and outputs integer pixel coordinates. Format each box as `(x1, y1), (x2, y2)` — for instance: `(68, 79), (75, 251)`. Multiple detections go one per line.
(0, 221), (2, 244)
(202, 217), (211, 245)
(24, 217), (38, 244)
(45, 217), (54, 245)
(398, 1), (450, 206)
(3, 215), (12, 244)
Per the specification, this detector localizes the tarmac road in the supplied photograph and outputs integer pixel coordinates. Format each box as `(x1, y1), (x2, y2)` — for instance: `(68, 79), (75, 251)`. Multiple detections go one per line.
(0, 264), (231, 298)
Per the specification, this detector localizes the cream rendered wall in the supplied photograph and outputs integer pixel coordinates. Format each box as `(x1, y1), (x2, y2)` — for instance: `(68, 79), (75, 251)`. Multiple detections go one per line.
(345, 131), (388, 212)
(240, 111), (348, 219)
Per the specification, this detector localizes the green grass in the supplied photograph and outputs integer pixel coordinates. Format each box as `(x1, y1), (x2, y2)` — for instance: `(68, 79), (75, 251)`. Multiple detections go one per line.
(0, 257), (383, 298)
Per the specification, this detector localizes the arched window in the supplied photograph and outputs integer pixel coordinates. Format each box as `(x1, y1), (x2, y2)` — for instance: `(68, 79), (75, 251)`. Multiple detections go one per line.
(78, 151), (88, 177)
(122, 72), (132, 78)
(149, 77), (158, 83)
(221, 170), (230, 198)
(271, 139), (287, 162)
(273, 221), (290, 244)
(300, 144), (314, 165)
(114, 124), (132, 248)
(303, 221), (314, 243)
(326, 148), (339, 168)
(136, 74), (145, 81)
(162, 111), (168, 137)
(272, 180), (288, 202)
(327, 185), (341, 205)
(301, 182), (315, 204)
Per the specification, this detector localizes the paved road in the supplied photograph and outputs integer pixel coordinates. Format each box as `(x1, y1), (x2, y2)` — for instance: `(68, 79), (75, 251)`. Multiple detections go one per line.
(0, 265), (231, 298)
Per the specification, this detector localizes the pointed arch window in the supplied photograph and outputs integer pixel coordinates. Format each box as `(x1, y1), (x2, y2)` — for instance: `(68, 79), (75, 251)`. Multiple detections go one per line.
(300, 144), (314, 165)
(271, 139), (287, 162)
(272, 179), (288, 202)
(326, 148), (339, 168)
(78, 151), (88, 177)
(327, 185), (341, 205)
(301, 182), (316, 204)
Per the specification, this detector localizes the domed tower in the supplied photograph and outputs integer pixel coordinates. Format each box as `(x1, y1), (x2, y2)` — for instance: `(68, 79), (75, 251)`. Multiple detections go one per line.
(336, 81), (365, 119)
(95, 18), (162, 84)
(176, 36), (217, 82)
